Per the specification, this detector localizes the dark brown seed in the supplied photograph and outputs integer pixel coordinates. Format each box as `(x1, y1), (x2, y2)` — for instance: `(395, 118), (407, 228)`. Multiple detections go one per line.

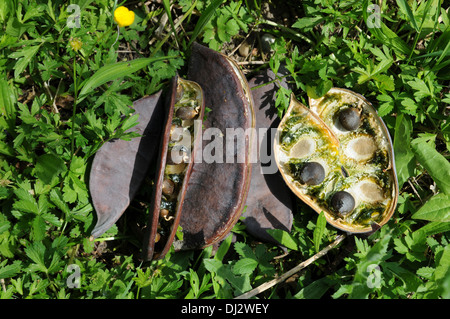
(300, 162), (325, 185)
(176, 106), (197, 120)
(162, 179), (175, 196)
(154, 232), (161, 243)
(338, 107), (361, 131)
(330, 191), (355, 216)
(176, 84), (184, 102)
(160, 209), (170, 220)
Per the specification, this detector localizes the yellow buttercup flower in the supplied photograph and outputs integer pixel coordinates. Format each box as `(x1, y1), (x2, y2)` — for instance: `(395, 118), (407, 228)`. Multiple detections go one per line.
(114, 6), (135, 27)
(69, 37), (83, 51)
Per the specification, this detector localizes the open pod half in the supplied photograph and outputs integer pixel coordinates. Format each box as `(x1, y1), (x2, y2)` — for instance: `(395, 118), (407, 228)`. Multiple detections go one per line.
(274, 89), (398, 233)
(173, 42), (255, 250)
(143, 75), (204, 260)
(89, 91), (165, 239)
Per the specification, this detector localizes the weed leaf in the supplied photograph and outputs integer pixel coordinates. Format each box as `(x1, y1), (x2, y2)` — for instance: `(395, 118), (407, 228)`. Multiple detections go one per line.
(412, 193), (450, 222)
(414, 221), (450, 238)
(0, 260), (22, 280)
(215, 234), (232, 261)
(266, 229), (298, 251)
(393, 114), (415, 188)
(411, 138), (450, 194)
(8, 45), (41, 79)
(188, 0), (225, 47)
(233, 258), (258, 275)
(313, 211), (327, 252)
(35, 154), (67, 186)
(0, 77), (16, 126)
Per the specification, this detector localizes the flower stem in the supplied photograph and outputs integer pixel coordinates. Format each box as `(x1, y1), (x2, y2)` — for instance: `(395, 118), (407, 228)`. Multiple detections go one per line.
(111, 25), (120, 48)
(70, 56), (78, 162)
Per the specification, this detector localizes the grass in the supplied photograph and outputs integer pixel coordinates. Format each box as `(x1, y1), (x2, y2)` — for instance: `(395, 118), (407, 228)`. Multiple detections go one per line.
(0, 0), (449, 299)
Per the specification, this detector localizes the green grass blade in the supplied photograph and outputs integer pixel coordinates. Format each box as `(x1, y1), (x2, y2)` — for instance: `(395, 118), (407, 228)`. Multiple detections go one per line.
(0, 77), (16, 126)
(435, 38), (450, 67)
(414, 221), (450, 238)
(396, 0), (419, 31)
(393, 114), (415, 189)
(313, 211), (327, 253)
(265, 229), (298, 250)
(162, 0), (181, 49)
(362, 0), (411, 56)
(188, 0), (225, 47)
(78, 56), (177, 102)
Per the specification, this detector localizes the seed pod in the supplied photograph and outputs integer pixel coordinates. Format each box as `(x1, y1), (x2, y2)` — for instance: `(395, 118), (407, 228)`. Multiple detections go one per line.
(175, 42), (255, 251)
(241, 67), (294, 245)
(143, 76), (205, 261)
(309, 88), (398, 233)
(89, 91), (165, 239)
(275, 88), (398, 234)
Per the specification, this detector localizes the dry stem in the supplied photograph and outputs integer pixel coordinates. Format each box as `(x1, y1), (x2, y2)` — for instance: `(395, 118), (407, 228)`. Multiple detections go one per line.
(234, 234), (347, 299)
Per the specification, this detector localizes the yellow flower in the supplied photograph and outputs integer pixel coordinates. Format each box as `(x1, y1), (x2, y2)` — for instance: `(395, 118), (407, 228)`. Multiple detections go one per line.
(114, 6), (135, 27)
(69, 37), (83, 51)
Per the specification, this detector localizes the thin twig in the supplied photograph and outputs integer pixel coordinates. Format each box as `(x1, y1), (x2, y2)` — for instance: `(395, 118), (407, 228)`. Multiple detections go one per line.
(408, 177), (423, 204)
(111, 25), (120, 48)
(1, 279), (6, 293)
(234, 234), (347, 299)
(228, 24), (258, 57)
(237, 61), (266, 65)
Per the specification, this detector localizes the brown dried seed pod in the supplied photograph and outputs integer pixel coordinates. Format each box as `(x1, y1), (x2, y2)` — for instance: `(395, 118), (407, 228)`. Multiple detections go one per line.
(89, 91), (165, 239)
(143, 75), (205, 261)
(175, 42), (255, 251)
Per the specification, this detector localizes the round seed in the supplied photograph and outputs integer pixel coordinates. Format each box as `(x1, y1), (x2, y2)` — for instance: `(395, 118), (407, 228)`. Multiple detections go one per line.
(176, 84), (184, 102)
(162, 179), (175, 196)
(330, 191), (355, 216)
(299, 162), (325, 185)
(176, 106), (197, 120)
(338, 107), (361, 131)
(160, 209), (170, 220)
